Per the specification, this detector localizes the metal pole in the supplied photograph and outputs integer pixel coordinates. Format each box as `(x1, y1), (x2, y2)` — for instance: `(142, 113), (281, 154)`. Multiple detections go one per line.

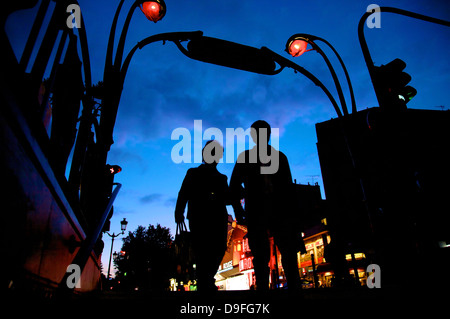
(350, 252), (360, 286)
(261, 47), (343, 119)
(120, 31), (204, 82)
(107, 234), (116, 280)
(309, 41), (349, 116)
(313, 36), (357, 114)
(19, 0), (50, 72)
(310, 252), (319, 288)
(113, 0), (141, 69)
(100, 0), (141, 155)
(104, 0), (126, 74)
(57, 183), (122, 294)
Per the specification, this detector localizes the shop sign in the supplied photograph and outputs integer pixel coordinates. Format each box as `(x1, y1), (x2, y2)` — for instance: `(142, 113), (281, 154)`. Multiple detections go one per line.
(242, 238), (251, 253)
(305, 238), (324, 251)
(300, 260), (312, 268)
(239, 257), (254, 272)
(218, 260), (233, 273)
(223, 260), (233, 271)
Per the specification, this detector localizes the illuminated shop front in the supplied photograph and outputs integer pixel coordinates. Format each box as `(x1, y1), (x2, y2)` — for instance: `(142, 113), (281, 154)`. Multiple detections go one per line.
(214, 218), (290, 290)
(214, 218), (369, 290)
(299, 231), (368, 287)
(299, 232), (328, 286)
(346, 253), (368, 286)
(215, 244), (255, 290)
(215, 219), (255, 290)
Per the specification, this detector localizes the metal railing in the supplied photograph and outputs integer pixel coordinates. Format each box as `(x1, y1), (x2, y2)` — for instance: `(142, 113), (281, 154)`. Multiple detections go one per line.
(57, 183), (122, 295)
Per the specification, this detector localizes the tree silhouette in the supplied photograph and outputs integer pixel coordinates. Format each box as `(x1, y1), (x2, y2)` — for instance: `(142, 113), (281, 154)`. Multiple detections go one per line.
(114, 224), (174, 291)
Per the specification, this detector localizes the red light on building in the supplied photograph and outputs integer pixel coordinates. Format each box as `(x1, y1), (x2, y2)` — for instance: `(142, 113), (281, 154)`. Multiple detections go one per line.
(239, 257), (254, 272)
(288, 39), (309, 57)
(242, 238), (250, 253)
(140, 1), (166, 23)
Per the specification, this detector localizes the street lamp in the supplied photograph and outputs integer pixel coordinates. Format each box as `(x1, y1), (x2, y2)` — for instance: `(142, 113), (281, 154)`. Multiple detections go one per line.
(100, 0), (168, 157)
(285, 34), (375, 258)
(287, 39), (312, 57)
(68, 1), (171, 283)
(286, 34), (356, 115)
(68, 0), (169, 234)
(140, 0), (166, 22)
(106, 218), (128, 281)
(120, 217), (128, 233)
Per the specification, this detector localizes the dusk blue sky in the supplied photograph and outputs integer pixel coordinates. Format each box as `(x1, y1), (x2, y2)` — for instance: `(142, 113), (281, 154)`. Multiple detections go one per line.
(5, 0), (449, 276)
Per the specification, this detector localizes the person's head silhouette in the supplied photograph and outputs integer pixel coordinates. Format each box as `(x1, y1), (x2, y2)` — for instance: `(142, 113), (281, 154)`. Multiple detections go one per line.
(202, 140), (224, 166)
(250, 120), (271, 146)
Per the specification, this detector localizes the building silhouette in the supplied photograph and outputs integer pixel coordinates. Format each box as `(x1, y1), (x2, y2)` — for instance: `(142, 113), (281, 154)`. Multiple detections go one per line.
(316, 107), (450, 287)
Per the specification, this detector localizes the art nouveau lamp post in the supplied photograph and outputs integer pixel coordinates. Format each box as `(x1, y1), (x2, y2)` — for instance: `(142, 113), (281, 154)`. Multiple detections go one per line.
(106, 218), (128, 281)
(99, 0), (167, 165)
(286, 34), (356, 115)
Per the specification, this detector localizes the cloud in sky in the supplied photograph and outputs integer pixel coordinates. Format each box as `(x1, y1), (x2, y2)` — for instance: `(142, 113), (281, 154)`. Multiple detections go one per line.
(140, 193), (163, 204)
(140, 193), (177, 207)
(114, 55), (332, 148)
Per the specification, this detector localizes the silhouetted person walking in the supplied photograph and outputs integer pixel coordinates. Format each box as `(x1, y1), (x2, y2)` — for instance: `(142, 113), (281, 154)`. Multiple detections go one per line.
(230, 120), (302, 291)
(175, 140), (228, 291)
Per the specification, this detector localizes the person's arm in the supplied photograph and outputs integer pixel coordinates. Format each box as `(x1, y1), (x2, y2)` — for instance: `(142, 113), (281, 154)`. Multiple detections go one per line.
(174, 169), (192, 223)
(280, 151), (293, 184)
(230, 153), (246, 223)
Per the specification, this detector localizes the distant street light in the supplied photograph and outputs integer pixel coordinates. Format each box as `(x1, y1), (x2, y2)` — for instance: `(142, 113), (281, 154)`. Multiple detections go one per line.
(106, 218), (128, 281)
(120, 217), (129, 233)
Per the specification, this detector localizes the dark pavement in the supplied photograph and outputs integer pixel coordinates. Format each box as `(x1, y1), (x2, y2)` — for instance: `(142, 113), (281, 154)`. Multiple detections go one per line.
(9, 287), (445, 317)
(68, 287), (444, 317)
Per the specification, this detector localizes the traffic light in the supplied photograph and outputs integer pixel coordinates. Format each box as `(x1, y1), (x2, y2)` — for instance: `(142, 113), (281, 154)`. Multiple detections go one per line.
(104, 164), (122, 198)
(102, 164), (122, 232)
(373, 58), (417, 109)
(107, 164), (122, 175)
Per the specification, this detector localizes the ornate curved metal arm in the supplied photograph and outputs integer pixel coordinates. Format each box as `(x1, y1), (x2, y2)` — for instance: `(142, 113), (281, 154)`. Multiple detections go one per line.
(358, 6), (450, 108)
(261, 46), (343, 119)
(120, 31), (204, 84)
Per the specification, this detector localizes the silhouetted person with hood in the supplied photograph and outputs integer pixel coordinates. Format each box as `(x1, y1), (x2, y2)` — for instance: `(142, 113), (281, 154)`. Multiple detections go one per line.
(230, 120), (302, 291)
(175, 140), (228, 291)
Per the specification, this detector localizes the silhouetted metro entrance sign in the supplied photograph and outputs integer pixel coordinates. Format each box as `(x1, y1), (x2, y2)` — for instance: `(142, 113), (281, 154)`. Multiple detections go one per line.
(185, 36), (277, 75)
